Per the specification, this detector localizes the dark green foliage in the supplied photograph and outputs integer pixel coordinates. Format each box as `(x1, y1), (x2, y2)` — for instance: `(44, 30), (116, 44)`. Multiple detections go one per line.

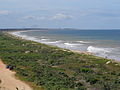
(0, 32), (120, 90)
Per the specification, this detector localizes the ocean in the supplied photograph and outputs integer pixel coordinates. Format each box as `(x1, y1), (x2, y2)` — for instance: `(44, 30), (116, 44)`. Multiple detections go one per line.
(10, 29), (120, 61)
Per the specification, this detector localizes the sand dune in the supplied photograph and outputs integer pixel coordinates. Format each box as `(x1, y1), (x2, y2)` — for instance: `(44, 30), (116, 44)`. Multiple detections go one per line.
(0, 60), (32, 90)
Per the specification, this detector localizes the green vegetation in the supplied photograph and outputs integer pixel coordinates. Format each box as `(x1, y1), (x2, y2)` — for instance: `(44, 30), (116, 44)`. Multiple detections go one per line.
(0, 32), (120, 90)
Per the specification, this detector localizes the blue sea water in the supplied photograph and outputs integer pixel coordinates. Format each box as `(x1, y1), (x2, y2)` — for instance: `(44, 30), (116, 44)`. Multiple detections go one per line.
(11, 29), (120, 61)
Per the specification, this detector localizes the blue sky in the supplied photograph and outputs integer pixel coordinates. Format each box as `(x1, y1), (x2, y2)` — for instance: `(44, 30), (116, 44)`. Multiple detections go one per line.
(0, 0), (120, 29)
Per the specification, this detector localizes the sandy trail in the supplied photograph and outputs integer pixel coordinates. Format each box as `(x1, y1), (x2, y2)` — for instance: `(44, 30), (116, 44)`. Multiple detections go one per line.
(0, 60), (32, 90)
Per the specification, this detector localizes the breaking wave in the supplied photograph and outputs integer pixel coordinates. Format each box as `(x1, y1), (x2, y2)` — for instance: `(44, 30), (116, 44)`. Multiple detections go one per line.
(76, 41), (92, 43)
(87, 46), (111, 53)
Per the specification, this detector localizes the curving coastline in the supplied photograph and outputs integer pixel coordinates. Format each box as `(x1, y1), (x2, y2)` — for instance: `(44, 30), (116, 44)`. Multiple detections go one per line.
(0, 31), (120, 90)
(8, 30), (120, 61)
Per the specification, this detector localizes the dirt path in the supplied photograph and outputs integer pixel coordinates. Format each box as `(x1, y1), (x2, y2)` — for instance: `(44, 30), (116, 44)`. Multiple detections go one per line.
(0, 60), (32, 90)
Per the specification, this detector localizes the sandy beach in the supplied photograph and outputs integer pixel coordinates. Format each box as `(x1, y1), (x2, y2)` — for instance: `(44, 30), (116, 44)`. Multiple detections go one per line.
(0, 60), (32, 90)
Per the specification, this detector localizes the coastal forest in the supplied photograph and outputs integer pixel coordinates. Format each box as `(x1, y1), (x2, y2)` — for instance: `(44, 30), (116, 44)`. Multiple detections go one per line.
(0, 32), (120, 90)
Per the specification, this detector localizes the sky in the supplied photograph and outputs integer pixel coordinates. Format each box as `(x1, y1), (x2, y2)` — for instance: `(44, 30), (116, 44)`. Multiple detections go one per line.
(0, 0), (120, 29)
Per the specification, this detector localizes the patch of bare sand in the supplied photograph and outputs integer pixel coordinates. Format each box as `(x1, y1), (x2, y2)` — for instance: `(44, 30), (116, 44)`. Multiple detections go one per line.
(71, 50), (91, 55)
(0, 60), (32, 90)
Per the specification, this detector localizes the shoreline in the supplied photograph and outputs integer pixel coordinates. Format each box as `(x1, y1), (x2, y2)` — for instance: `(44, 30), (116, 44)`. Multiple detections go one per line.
(7, 31), (120, 62)
(7, 31), (92, 55)
(6, 31), (120, 62)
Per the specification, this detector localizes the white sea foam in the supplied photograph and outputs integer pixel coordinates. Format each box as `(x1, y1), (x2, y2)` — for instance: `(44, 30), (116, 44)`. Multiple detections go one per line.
(42, 41), (60, 44)
(41, 36), (46, 38)
(87, 46), (111, 54)
(64, 42), (83, 47)
(47, 40), (63, 43)
(76, 41), (92, 43)
(41, 39), (50, 41)
(9, 31), (39, 42)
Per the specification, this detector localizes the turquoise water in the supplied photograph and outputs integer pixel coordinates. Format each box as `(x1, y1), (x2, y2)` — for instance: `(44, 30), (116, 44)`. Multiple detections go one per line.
(11, 29), (120, 61)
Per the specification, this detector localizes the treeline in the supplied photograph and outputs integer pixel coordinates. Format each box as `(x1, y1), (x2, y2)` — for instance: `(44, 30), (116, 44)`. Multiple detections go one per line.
(0, 32), (120, 90)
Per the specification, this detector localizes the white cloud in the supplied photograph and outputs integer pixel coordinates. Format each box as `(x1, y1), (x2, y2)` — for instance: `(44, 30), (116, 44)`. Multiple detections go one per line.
(19, 14), (73, 21)
(21, 16), (45, 20)
(51, 13), (73, 20)
(22, 16), (36, 20)
(38, 16), (46, 20)
(0, 10), (11, 15)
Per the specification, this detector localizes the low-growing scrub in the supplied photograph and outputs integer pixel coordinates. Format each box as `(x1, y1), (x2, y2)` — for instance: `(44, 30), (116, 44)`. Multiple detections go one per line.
(0, 32), (120, 90)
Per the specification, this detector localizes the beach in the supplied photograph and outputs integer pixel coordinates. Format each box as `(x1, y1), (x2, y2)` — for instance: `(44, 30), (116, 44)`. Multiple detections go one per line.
(8, 30), (120, 61)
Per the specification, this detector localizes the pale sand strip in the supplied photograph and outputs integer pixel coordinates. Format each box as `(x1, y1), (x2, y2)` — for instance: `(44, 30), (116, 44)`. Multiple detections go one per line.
(0, 60), (32, 90)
